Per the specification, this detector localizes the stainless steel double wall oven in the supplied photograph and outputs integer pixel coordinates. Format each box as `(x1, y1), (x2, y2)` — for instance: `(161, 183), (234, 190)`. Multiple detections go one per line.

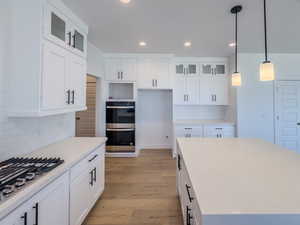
(106, 101), (135, 152)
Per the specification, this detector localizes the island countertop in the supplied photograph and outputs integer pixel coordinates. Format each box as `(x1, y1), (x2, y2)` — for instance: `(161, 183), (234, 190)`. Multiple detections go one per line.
(177, 138), (300, 215)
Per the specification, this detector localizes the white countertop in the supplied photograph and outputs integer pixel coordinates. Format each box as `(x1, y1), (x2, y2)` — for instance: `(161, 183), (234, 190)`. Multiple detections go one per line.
(177, 138), (300, 215)
(0, 137), (107, 220)
(174, 120), (235, 126)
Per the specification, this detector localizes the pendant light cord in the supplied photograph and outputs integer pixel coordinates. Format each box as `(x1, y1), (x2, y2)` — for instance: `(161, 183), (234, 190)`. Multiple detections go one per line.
(235, 12), (238, 73)
(264, 0), (268, 62)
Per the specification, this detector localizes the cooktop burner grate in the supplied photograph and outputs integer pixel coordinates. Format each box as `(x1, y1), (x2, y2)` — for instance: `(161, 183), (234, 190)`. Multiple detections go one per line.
(0, 157), (64, 202)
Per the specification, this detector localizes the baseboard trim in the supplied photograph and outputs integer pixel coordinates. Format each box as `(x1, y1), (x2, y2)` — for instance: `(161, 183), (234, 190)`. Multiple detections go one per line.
(105, 152), (138, 158)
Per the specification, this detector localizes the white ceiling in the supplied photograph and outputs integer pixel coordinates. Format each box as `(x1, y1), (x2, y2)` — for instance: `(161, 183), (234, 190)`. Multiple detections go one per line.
(62, 0), (300, 57)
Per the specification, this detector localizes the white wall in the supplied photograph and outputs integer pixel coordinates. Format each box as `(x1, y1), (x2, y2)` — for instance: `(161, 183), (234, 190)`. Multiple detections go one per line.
(87, 42), (105, 78)
(0, 4), (75, 161)
(87, 42), (106, 137)
(236, 53), (300, 143)
(136, 90), (173, 150)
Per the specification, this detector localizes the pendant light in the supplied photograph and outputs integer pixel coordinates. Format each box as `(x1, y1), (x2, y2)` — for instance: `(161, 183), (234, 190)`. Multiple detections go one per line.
(231, 5), (242, 86)
(260, 0), (275, 81)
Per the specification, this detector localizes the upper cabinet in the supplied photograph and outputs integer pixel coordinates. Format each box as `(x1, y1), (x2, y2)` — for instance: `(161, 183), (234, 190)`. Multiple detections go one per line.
(175, 63), (199, 76)
(173, 60), (229, 106)
(137, 58), (171, 89)
(200, 63), (226, 76)
(7, 0), (88, 117)
(44, 2), (87, 58)
(105, 58), (137, 81)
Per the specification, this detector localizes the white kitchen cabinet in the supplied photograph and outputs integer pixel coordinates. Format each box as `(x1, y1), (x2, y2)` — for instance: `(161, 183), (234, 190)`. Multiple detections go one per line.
(0, 173), (69, 225)
(70, 146), (105, 225)
(42, 41), (87, 111)
(175, 125), (203, 138)
(174, 75), (200, 105)
(34, 172), (69, 225)
(42, 41), (69, 111)
(67, 53), (87, 108)
(7, 0), (88, 117)
(200, 63), (227, 76)
(70, 166), (92, 225)
(203, 125), (235, 138)
(44, 2), (87, 58)
(137, 58), (171, 89)
(105, 58), (137, 81)
(175, 63), (199, 76)
(199, 75), (229, 105)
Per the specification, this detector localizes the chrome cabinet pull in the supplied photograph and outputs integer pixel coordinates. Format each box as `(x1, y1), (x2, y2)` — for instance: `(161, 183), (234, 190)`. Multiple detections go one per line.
(185, 184), (194, 202)
(66, 90), (71, 104)
(33, 203), (39, 225)
(71, 90), (75, 104)
(90, 170), (94, 186)
(93, 167), (97, 182)
(21, 212), (27, 225)
(67, 32), (72, 46)
(88, 154), (98, 163)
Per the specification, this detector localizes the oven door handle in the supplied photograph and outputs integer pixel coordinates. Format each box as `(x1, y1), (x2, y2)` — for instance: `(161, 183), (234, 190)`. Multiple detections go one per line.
(106, 129), (135, 132)
(106, 106), (135, 109)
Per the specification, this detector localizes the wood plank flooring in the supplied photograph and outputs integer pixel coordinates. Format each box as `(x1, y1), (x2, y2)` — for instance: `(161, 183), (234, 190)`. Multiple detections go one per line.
(83, 149), (183, 225)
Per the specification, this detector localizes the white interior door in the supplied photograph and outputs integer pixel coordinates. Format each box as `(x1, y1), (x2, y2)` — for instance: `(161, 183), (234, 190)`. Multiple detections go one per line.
(276, 81), (300, 153)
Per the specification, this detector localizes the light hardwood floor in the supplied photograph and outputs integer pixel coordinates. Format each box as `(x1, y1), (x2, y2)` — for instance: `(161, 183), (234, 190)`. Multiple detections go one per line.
(83, 149), (183, 225)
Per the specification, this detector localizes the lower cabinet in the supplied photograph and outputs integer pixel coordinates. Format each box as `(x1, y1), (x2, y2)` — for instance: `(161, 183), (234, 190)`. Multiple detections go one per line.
(0, 144), (105, 225)
(70, 146), (105, 225)
(0, 172), (69, 225)
(177, 152), (200, 225)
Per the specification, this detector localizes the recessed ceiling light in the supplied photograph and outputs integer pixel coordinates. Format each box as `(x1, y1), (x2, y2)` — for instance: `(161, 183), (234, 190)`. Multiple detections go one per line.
(139, 41), (147, 47)
(120, 0), (131, 4)
(184, 41), (192, 47)
(229, 42), (236, 47)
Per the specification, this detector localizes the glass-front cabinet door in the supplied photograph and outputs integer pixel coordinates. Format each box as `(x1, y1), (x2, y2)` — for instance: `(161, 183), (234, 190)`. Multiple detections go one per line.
(44, 3), (69, 48)
(71, 25), (87, 57)
(201, 63), (227, 76)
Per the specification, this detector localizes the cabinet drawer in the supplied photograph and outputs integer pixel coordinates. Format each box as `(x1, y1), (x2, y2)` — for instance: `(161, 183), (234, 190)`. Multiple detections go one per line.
(204, 125), (235, 137)
(175, 125), (203, 137)
(71, 144), (105, 181)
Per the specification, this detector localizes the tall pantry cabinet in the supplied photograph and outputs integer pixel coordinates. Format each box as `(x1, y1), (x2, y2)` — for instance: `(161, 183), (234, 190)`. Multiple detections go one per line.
(6, 0), (88, 117)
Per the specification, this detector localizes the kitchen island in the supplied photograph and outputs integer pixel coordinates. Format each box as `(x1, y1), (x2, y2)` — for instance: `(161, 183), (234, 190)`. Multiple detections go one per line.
(176, 138), (300, 225)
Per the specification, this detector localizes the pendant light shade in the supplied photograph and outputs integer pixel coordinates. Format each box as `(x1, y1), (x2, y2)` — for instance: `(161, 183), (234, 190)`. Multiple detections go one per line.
(231, 5), (242, 87)
(232, 72), (242, 86)
(260, 61), (275, 81)
(260, 0), (275, 81)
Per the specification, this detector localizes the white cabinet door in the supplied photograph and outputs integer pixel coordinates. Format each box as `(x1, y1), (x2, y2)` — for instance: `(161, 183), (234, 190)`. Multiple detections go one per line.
(121, 58), (137, 81)
(105, 58), (121, 81)
(155, 60), (170, 89)
(138, 59), (170, 89)
(203, 125), (235, 138)
(175, 63), (199, 76)
(185, 77), (200, 105)
(200, 63), (226, 76)
(89, 150), (105, 203)
(67, 53), (87, 108)
(137, 59), (154, 89)
(70, 23), (87, 58)
(276, 81), (300, 153)
(70, 167), (93, 225)
(175, 125), (203, 138)
(37, 173), (69, 225)
(199, 75), (228, 105)
(174, 75), (186, 105)
(0, 203), (33, 225)
(44, 3), (69, 49)
(42, 41), (68, 110)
